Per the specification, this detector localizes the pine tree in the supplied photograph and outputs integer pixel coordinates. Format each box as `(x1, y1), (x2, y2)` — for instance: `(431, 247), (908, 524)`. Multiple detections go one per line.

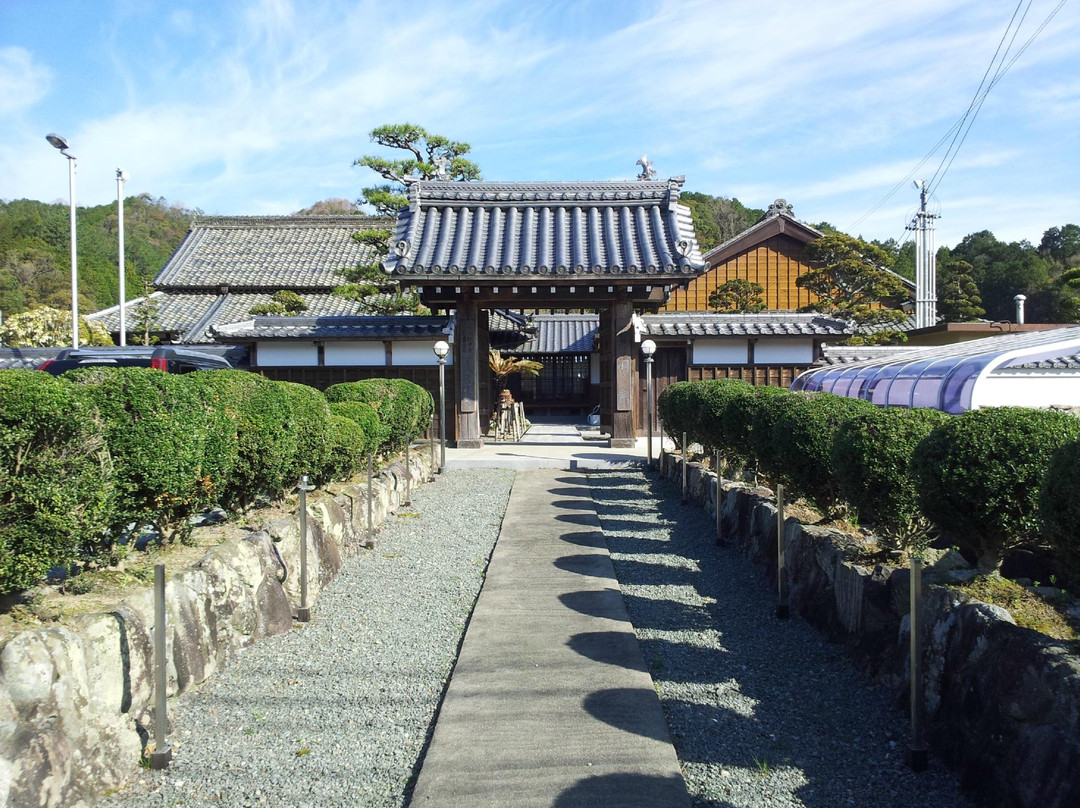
(937, 260), (985, 322)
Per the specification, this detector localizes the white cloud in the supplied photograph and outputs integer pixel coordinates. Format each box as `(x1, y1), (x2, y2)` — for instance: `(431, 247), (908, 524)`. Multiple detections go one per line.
(0, 47), (50, 117)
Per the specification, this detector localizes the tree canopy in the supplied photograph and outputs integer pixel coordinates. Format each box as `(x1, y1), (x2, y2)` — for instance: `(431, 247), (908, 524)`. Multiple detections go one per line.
(798, 233), (909, 344)
(708, 278), (766, 313)
(936, 259), (985, 322)
(680, 193), (763, 252)
(354, 123), (481, 217)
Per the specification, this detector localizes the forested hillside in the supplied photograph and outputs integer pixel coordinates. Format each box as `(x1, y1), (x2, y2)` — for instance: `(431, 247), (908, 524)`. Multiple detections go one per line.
(0, 195), (196, 317)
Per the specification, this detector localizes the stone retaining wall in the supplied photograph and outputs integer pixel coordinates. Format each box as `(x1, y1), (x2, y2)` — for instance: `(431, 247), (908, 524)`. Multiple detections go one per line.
(0, 450), (433, 808)
(660, 450), (1080, 808)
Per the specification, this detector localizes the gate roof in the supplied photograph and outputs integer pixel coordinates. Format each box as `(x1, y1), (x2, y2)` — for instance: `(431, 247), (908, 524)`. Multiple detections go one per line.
(383, 178), (705, 284)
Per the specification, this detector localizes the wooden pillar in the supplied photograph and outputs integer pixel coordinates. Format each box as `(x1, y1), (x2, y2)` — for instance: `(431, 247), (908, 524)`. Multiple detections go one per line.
(455, 300), (483, 449)
(609, 300), (636, 448)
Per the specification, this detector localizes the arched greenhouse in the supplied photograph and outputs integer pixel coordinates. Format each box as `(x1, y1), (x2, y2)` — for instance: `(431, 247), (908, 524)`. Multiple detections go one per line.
(791, 326), (1080, 413)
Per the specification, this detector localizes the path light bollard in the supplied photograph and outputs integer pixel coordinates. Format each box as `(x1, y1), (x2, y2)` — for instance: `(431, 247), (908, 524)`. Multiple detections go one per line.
(429, 415), (435, 481)
(642, 339), (656, 471)
(150, 564), (172, 769)
(366, 454), (375, 547)
(681, 431), (688, 504)
(715, 449), (724, 546)
(434, 340), (449, 473)
(404, 440), (412, 507)
(776, 484), (790, 619)
(297, 474), (311, 623)
(908, 556), (929, 771)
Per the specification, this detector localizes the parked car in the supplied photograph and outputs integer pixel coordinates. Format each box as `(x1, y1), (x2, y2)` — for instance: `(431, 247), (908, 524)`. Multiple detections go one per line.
(37, 346), (233, 375)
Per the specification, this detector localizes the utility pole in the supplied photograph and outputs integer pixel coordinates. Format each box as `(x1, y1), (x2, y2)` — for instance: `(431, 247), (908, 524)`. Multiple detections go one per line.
(908, 181), (938, 330)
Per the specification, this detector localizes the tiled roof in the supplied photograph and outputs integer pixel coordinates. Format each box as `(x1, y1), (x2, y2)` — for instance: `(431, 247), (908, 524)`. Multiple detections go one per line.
(153, 215), (389, 291)
(88, 291), (363, 343)
(488, 309), (531, 333)
(702, 199), (823, 267)
(640, 312), (853, 338)
(211, 315), (452, 340)
(385, 178), (705, 279)
(820, 346), (919, 365)
(514, 314), (598, 354)
(1007, 354), (1080, 370)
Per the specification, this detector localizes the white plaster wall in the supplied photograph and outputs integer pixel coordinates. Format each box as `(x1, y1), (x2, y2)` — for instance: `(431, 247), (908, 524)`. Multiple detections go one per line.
(256, 342), (317, 367)
(392, 341), (452, 366)
(692, 339), (748, 365)
(973, 370), (1080, 409)
(324, 341), (386, 366)
(755, 339), (814, 364)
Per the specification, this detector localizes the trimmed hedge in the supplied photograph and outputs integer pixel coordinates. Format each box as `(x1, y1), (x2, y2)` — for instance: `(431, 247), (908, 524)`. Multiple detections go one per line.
(912, 407), (1080, 572)
(276, 380), (333, 486)
(66, 367), (219, 543)
(1040, 439), (1080, 582)
(329, 401), (386, 460)
(656, 381), (695, 449)
(324, 414), (369, 482)
(833, 406), (949, 552)
(325, 378), (432, 451)
(193, 371), (299, 509)
(744, 385), (801, 483)
(0, 371), (115, 593)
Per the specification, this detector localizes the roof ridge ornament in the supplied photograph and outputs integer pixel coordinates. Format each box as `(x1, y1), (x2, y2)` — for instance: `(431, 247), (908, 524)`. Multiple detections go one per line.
(636, 155), (656, 181)
(767, 198), (794, 218)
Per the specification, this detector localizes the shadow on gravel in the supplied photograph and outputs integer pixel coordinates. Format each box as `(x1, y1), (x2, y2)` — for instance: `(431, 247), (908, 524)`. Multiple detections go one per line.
(554, 554), (618, 578)
(549, 497), (596, 511)
(558, 530), (608, 548)
(582, 687), (676, 743)
(586, 470), (972, 808)
(556, 513), (603, 527)
(566, 631), (648, 670)
(552, 772), (696, 808)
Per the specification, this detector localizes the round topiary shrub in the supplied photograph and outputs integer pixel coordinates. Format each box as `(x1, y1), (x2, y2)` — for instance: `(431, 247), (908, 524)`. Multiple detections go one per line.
(771, 392), (877, 517)
(0, 370), (115, 593)
(740, 385), (798, 483)
(1039, 439), (1080, 583)
(324, 414), (368, 482)
(66, 366), (216, 543)
(833, 406), (950, 552)
(191, 370), (298, 509)
(657, 381), (695, 449)
(325, 379), (429, 451)
(912, 407), (1080, 572)
(692, 378), (754, 463)
(329, 401), (386, 459)
(275, 381), (333, 485)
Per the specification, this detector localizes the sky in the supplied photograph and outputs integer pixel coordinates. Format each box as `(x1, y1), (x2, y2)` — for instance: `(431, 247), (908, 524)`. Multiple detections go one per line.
(1, 0), (1077, 249)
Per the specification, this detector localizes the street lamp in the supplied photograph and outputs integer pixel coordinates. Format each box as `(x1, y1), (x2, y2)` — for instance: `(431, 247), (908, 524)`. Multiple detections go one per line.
(641, 339), (656, 471)
(433, 340), (450, 473)
(116, 168), (129, 345)
(46, 133), (78, 348)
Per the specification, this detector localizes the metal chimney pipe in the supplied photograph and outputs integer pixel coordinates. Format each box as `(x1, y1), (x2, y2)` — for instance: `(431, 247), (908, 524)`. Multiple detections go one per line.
(1014, 294), (1027, 325)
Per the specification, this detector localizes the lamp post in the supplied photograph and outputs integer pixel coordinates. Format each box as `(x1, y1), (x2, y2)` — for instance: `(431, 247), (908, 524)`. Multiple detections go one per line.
(641, 339), (656, 471)
(433, 340), (450, 473)
(46, 133), (78, 348)
(116, 168), (129, 345)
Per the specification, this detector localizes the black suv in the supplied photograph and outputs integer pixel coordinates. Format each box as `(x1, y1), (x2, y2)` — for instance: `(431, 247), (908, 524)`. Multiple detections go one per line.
(38, 347), (233, 375)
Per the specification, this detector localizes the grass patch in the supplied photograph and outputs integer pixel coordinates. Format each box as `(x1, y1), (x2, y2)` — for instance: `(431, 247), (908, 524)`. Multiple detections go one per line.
(950, 574), (1080, 643)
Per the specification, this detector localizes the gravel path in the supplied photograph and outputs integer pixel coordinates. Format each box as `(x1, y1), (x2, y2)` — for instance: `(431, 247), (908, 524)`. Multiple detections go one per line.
(587, 471), (973, 808)
(100, 468), (514, 808)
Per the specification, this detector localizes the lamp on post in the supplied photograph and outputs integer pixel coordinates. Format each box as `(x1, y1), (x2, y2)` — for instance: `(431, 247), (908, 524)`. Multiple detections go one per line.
(116, 168), (129, 345)
(433, 340), (450, 473)
(46, 133), (78, 348)
(641, 338), (657, 471)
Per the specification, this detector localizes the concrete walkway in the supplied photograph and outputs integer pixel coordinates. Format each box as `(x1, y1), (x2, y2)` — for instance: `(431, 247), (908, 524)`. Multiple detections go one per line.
(409, 468), (690, 807)
(443, 417), (672, 470)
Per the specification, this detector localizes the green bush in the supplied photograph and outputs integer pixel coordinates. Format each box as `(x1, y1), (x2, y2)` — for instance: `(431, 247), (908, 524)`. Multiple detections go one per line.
(181, 371), (241, 504)
(692, 379), (754, 461)
(833, 406), (949, 552)
(324, 414), (368, 481)
(66, 367), (216, 543)
(912, 407), (1080, 572)
(193, 371), (298, 508)
(739, 385), (798, 482)
(329, 401), (385, 458)
(0, 371), (115, 593)
(325, 378), (431, 451)
(1039, 439), (1080, 583)
(657, 381), (695, 449)
(275, 381), (333, 485)
(771, 392), (876, 517)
